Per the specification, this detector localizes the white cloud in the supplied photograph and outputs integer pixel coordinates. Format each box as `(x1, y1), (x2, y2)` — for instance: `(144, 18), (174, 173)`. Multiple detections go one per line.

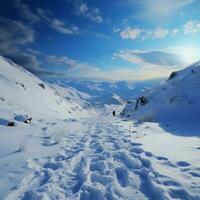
(171, 28), (179, 36)
(36, 8), (53, 21)
(74, 1), (103, 23)
(0, 17), (35, 54)
(152, 27), (169, 38)
(50, 19), (79, 35)
(112, 49), (187, 80)
(78, 3), (89, 14)
(119, 27), (177, 40)
(45, 50), (186, 81)
(120, 27), (142, 40)
(46, 55), (90, 69)
(114, 50), (185, 67)
(119, 19), (200, 41)
(15, 1), (81, 36)
(183, 20), (200, 34)
(86, 8), (103, 23)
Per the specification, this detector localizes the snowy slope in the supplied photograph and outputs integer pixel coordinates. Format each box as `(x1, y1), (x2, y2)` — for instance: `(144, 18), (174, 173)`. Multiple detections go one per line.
(0, 55), (92, 199)
(50, 82), (91, 109)
(119, 62), (200, 200)
(121, 61), (200, 123)
(0, 56), (88, 123)
(1, 55), (200, 200)
(4, 109), (200, 200)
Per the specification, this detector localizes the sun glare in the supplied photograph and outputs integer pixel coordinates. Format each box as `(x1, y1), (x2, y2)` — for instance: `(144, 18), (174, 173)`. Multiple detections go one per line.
(179, 46), (200, 64)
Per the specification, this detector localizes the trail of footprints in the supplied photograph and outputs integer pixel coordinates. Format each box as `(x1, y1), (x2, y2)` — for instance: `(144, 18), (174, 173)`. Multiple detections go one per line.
(13, 120), (200, 200)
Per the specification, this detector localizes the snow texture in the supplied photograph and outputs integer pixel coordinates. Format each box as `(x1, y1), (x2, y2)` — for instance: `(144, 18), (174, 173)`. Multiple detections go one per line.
(0, 56), (200, 200)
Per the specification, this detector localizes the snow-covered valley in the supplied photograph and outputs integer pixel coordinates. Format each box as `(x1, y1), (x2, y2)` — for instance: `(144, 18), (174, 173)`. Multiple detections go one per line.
(0, 56), (200, 200)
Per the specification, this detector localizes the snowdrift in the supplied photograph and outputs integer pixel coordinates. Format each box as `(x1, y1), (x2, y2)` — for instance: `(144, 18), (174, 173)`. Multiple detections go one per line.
(121, 61), (200, 123)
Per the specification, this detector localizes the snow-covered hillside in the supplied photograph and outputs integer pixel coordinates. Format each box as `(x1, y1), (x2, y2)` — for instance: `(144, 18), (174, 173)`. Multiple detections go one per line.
(0, 56), (88, 124)
(0, 55), (91, 199)
(50, 82), (91, 109)
(119, 62), (200, 200)
(121, 61), (200, 123)
(1, 56), (200, 200)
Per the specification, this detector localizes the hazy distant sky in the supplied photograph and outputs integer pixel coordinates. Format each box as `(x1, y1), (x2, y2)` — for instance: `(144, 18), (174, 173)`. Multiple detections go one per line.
(1, 0), (200, 81)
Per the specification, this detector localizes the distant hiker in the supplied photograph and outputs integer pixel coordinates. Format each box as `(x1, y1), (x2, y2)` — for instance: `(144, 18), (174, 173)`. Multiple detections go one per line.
(135, 99), (139, 110)
(113, 111), (116, 116)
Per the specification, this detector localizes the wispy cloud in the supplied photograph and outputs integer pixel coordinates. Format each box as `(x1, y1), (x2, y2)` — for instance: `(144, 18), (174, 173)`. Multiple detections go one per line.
(126, 0), (196, 20)
(0, 16), (56, 76)
(120, 28), (142, 40)
(45, 51), (184, 81)
(74, 1), (103, 23)
(118, 20), (200, 40)
(114, 50), (185, 67)
(50, 19), (80, 35)
(46, 55), (91, 69)
(14, 1), (81, 36)
(152, 27), (169, 38)
(183, 20), (200, 34)
(0, 17), (34, 48)
(111, 49), (187, 80)
(119, 27), (172, 40)
(14, 0), (40, 23)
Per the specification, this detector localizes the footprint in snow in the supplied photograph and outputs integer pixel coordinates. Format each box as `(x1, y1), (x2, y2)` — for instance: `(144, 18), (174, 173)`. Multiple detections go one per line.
(189, 171), (200, 178)
(114, 151), (142, 169)
(176, 161), (191, 167)
(163, 180), (181, 187)
(145, 151), (153, 157)
(43, 161), (63, 170)
(131, 147), (144, 154)
(115, 167), (129, 187)
(42, 127), (47, 131)
(156, 156), (169, 161)
(131, 142), (142, 146)
(90, 160), (106, 173)
(90, 173), (112, 186)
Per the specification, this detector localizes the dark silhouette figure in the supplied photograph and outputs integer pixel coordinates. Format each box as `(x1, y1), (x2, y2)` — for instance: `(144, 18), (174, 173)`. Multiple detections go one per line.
(113, 111), (116, 116)
(135, 99), (139, 110)
(140, 96), (148, 105)
(135, 96), (148, 110)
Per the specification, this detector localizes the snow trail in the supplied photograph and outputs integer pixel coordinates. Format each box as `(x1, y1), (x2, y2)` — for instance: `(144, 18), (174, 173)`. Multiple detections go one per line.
(5, 111), (200, 200)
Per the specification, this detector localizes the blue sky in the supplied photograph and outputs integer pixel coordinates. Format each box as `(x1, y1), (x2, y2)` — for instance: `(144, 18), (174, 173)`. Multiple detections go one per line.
(1, 0), (200, 81)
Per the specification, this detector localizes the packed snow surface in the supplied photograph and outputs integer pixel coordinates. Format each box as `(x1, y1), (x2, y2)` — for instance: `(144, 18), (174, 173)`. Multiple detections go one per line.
(2, 109), (200, 200)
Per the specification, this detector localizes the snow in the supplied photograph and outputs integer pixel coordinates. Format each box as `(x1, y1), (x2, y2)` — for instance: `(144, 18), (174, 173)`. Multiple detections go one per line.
(58, 80), (160, 107)
(0, 55), (200, 200)
(121, 61), (200, 124)
(0, 56), (88, 121)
